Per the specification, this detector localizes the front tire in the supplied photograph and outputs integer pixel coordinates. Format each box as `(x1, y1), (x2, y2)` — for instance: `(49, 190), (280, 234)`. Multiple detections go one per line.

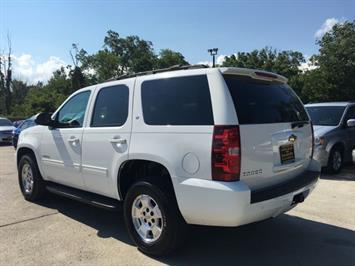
(326, 147), (343, 174)
(123, 179), (187, 256)
(18, 154), (46, 201)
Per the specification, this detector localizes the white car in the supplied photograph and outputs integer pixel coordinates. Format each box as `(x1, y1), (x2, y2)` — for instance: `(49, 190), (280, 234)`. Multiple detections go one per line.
(0, 117), (15, 144)
(16, 66), (320, 255)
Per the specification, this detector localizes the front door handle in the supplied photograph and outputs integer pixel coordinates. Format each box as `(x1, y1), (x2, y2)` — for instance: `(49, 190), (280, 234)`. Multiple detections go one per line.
(109, 136), (127, 144)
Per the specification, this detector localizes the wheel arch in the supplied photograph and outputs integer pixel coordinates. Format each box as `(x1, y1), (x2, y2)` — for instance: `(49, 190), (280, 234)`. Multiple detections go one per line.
(328, 141), (345, 157)
(16, 145), (44, 176)
(117, 159), (175, 200)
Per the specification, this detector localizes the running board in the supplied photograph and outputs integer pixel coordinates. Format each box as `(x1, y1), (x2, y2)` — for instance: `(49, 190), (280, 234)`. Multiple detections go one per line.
(46, 182), (121, 211)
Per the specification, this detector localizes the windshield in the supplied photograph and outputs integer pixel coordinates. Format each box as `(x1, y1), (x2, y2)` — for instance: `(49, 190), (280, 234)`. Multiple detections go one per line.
(305, 106), (345, 126)
(0, 119), (13, 127)
(223, 75), (309, 124)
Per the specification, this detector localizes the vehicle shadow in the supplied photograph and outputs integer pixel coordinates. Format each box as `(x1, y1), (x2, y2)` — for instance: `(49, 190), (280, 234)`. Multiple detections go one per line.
(36, 194), (133, 246)
(36, 194), (355, 266)
(157, 215), (355, 266)
(321, 164), (355, 181)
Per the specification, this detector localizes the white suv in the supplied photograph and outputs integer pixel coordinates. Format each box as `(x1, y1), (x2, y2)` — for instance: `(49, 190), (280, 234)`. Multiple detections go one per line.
(16, 66), (320, 255)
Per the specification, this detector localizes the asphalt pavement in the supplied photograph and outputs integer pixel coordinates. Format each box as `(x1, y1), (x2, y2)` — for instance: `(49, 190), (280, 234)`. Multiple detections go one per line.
(0, 145), (354, 266)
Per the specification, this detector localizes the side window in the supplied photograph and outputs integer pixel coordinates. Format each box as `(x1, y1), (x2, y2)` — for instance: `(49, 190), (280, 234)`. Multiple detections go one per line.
(345, 106), (355, 120)
(141, 75), (214, 125)
(57, 91), (91, 128)
(91, 85), (129, 127)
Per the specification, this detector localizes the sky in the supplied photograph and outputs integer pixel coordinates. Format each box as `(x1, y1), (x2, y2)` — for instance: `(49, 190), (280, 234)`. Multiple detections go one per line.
(1, 0), (354, 84)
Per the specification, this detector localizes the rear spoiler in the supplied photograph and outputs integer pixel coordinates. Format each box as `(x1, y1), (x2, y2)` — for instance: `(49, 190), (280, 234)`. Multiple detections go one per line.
(220, 67), (288, 83)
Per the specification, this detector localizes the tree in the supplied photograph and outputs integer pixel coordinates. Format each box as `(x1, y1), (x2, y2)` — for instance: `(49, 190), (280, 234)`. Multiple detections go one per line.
(10, 80), (28, 111)
(69, 44), (86, 93)
(0, 55), (5, 114)
(77, 31), (191, 82)
(303, 20), (355, 102)
(77, 31), (158, 82)
(222, 47), (305, 95)
(0, 33), (13, 115)
(155, 49), (188, 69)
(222, 47), (304, 77)
(77, 49), (120, 82)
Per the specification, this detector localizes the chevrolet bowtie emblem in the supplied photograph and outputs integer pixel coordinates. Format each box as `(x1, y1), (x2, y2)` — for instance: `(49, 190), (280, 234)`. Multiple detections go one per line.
(289, 134), (297, 142)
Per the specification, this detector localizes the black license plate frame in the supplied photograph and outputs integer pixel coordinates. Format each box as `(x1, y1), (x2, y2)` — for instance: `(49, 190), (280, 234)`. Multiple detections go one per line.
(279, 144), (295, 164)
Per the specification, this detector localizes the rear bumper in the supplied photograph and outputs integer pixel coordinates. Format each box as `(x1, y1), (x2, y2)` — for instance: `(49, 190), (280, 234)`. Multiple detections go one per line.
(173, 161), (320, 227)
(250, 170), (318, 203)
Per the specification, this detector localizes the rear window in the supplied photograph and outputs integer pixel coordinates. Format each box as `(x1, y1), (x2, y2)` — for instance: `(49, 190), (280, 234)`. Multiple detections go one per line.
(223, 75), (309, 124)
(141, 75), (214, 125)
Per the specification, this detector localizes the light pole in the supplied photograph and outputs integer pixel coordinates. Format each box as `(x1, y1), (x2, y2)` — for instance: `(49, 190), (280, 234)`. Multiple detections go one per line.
(208, 48), (218, 67)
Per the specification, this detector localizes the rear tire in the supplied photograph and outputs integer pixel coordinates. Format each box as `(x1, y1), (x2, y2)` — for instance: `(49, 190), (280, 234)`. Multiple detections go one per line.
(326, 147), (343, 174)
(18, 154), (46, 201)
(123, 178), (187, 256)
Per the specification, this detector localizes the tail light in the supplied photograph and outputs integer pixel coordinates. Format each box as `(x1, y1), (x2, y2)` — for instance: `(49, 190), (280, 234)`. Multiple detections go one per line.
(212, 125), (241, 181)
(310, 121), (315, 159)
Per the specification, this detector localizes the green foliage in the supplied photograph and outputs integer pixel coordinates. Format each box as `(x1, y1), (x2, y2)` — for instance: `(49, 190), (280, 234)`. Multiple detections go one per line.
(77, 49), (120, 82)
(10, 80), (28, 110)
(156, 49), (188, 69)
(303, 21), (355, 102)
(222, 47), (304, 77)
(222, 47), (305, 97)
(77, 31), (189, 82)
(77, 31), (158, 81)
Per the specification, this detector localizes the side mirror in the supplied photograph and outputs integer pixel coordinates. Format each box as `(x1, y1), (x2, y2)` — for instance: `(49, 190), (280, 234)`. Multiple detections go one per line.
(347, 119), (355, 128)
(35, 112), (55, 127)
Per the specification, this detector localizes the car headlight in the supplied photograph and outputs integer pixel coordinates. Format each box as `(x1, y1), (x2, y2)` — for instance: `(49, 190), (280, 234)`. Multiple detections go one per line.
(315, 136), (326, 146)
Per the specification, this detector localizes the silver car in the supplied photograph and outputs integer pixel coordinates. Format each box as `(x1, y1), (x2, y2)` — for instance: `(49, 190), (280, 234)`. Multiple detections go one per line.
(305, 102), (355, 173)
(0, 117), (16, 144)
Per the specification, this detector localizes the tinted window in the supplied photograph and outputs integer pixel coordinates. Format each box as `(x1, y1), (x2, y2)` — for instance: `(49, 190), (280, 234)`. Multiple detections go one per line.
(91, 85), (129, 127)
(223, 75), (309, 124)
(305, 106), (346, 126)
(141, 75), (214, 125)
(57, 91), (91, 128)
(344, 106), (355, 121)
(0, 119), (12, 126)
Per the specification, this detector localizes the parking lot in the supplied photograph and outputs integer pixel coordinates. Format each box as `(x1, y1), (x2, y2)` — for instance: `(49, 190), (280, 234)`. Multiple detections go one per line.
(0, 145), (354, 266)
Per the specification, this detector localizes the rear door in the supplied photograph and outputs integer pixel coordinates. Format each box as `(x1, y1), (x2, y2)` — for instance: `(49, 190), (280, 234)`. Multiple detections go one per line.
(81, 80), (133, 198)
(223, 75), (312, 190)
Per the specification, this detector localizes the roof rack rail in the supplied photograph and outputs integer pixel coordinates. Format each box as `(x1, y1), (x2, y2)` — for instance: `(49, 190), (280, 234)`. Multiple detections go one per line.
(106, 64), (209, 82)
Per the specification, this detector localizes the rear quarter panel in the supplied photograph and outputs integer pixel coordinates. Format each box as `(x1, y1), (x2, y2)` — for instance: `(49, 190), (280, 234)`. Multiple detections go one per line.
(129, 69), (215, 180)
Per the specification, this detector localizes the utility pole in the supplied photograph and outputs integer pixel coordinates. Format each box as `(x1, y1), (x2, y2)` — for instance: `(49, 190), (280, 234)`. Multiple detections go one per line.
(208, 48), (218, 67)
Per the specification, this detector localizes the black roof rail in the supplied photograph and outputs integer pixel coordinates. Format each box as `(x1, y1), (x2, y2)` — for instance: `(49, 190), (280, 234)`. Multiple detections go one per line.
(106, 64), (209, 82)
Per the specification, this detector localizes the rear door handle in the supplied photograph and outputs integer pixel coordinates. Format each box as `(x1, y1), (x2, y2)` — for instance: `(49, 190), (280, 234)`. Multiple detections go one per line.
(68, 136), (79, 142)
(109, 136), (127, 144)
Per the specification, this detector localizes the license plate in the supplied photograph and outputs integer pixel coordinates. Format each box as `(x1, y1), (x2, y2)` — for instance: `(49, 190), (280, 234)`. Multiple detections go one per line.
(279, 144), (295, 164)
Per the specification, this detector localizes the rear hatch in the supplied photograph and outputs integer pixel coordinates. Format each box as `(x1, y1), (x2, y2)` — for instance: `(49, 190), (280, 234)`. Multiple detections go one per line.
(223, 73), (312, 190)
